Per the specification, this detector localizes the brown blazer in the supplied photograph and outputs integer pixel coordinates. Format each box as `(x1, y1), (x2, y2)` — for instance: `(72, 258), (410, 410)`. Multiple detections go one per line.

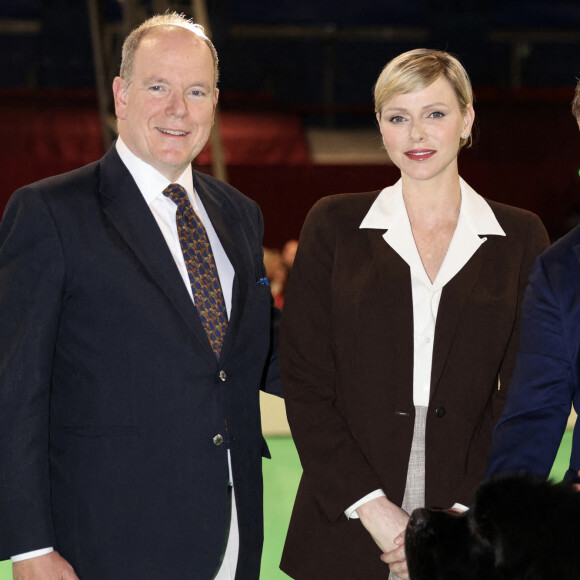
(279, 190), (549, 579)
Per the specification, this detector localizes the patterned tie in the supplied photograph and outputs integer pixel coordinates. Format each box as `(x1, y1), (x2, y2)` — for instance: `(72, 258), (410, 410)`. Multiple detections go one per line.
(163, 183), (228, 358)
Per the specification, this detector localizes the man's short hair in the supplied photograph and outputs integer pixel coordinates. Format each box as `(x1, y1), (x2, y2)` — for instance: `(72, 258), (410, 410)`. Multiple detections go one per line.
(120, 12), (219, 89)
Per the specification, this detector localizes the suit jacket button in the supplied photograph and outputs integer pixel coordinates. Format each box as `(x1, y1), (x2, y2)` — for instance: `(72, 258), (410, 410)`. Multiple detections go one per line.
(213, 434), (224, 446)
(434, 406), (446, 418)
(219, 370), (227, 382)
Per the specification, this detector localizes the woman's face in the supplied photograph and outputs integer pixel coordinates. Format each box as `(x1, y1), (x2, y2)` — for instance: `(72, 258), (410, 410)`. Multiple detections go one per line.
(377, 75), (474, 186)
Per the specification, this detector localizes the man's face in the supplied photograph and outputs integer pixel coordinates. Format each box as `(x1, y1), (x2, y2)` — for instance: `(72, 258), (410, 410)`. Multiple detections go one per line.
(113, 26), (218, 181)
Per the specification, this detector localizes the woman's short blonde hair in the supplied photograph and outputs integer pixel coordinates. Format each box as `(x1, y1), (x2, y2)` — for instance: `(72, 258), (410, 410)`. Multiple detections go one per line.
(374, 48), (474, 148)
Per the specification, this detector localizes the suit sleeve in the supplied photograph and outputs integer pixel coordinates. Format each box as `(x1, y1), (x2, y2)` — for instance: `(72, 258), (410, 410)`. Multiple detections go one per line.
(260, 301), (281, 398)
(0, 188), (64, 559)
(486, 234), (575, 480)
(250, 200), (282, 398)
(280, 199), (384, 522)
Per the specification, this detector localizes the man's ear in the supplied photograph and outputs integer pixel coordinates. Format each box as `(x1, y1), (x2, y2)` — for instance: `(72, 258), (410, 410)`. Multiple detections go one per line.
(112, 76), (128, 120)
(211, 88), (219, 126)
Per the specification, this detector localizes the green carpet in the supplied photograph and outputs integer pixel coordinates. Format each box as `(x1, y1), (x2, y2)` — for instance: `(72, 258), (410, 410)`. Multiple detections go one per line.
(0, 431), (573, 580)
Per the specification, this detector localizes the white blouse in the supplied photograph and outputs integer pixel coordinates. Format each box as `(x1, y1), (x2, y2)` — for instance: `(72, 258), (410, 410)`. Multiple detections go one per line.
(359, 178), (505, 406)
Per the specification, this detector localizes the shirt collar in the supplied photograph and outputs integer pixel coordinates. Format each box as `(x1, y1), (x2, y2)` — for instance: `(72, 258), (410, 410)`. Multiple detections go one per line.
(115, 137), (197, 210)
(359, 177), (506, 237)
(359, 177), (506, 289)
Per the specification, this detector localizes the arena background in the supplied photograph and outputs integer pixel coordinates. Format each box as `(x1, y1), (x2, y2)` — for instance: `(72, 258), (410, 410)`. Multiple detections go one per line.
(0, 1), (579, 577)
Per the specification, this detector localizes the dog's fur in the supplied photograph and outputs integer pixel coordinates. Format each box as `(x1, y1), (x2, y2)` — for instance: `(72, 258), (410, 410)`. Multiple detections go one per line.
(405, 475), (580, 579)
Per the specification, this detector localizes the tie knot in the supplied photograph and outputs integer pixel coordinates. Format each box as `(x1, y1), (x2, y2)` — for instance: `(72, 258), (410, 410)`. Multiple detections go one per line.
(163, 183), (188, 205)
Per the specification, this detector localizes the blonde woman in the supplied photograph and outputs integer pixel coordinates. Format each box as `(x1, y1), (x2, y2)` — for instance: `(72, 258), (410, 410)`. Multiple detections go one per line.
(280, 49), (549, 579)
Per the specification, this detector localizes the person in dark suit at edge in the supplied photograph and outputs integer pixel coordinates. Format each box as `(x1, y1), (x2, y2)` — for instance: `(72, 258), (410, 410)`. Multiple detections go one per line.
(486, 79), (580, 488)
(0, 12), (281, 580)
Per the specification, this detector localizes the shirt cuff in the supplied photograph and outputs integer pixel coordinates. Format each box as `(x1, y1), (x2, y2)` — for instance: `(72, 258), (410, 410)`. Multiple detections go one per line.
(451, 502), (468, 512)
(11, 547), (54, 562)
(345, 489), (386, 519)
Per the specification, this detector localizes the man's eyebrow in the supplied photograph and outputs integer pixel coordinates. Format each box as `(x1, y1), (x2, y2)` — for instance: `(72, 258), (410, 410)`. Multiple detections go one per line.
(143, 76), (168, 85)
(141, 77), (212, 90)
(188, 81), (212, 90)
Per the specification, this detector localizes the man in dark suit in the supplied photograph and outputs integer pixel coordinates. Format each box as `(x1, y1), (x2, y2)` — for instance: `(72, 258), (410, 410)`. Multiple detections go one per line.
(0, 13), (281, 580)
(486, 80), (580, 486)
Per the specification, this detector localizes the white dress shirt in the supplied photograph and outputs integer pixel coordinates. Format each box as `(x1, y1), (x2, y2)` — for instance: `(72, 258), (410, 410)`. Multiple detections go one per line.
(14, 138), (239, 579)
(345, 178), (505, 518)
(116, 137), (235, 315)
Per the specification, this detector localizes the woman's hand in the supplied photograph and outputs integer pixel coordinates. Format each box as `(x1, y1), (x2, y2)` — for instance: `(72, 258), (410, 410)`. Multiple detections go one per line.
(357, 496), (410, 575)
(381, 531), (409, 579)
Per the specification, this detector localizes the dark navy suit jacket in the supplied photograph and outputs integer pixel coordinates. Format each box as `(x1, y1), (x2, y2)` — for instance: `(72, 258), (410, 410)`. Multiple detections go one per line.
(487, 225), (580, 483)
(0, 145), (281, 579)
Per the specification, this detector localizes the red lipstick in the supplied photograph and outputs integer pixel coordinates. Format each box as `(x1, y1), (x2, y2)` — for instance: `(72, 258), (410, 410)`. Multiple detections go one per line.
(404, 149), (436, 161)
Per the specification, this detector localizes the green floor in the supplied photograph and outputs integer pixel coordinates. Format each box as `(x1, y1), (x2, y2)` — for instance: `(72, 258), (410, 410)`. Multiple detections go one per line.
(0, 431), (573, 580)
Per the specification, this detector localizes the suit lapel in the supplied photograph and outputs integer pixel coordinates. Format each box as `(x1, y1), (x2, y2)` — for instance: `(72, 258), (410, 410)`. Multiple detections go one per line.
(367, 229), (415, 411)
(368, 224), (487, 406)
(194, 174), (249, 362)
(430, 245), (485, 394)
(98, 148), (214, 357)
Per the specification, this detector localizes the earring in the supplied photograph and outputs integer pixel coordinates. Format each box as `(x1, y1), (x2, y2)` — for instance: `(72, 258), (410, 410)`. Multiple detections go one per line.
(462, 133), (469, 139)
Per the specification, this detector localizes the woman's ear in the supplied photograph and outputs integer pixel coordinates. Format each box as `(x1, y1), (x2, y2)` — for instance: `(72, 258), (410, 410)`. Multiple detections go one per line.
(463, 104), (475, 136)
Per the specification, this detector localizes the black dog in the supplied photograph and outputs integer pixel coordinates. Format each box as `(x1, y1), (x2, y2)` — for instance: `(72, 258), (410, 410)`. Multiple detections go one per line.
(405, 475), (580, 579)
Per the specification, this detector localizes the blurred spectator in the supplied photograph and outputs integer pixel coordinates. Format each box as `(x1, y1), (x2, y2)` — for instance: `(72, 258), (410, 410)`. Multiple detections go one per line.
(263, 247), (288, 309)
(281, 239), (298, 271)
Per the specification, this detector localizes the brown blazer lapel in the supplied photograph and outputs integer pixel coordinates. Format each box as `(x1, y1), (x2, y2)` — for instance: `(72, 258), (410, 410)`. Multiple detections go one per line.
(430, 245), (485, 395)
(366, 229), (415, 412)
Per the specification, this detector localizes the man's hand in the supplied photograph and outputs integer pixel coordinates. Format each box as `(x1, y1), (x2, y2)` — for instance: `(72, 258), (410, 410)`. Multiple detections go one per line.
(357, 495), (409, 574)
(574, 470), (580, 492)
(13, 551), (79, 580)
